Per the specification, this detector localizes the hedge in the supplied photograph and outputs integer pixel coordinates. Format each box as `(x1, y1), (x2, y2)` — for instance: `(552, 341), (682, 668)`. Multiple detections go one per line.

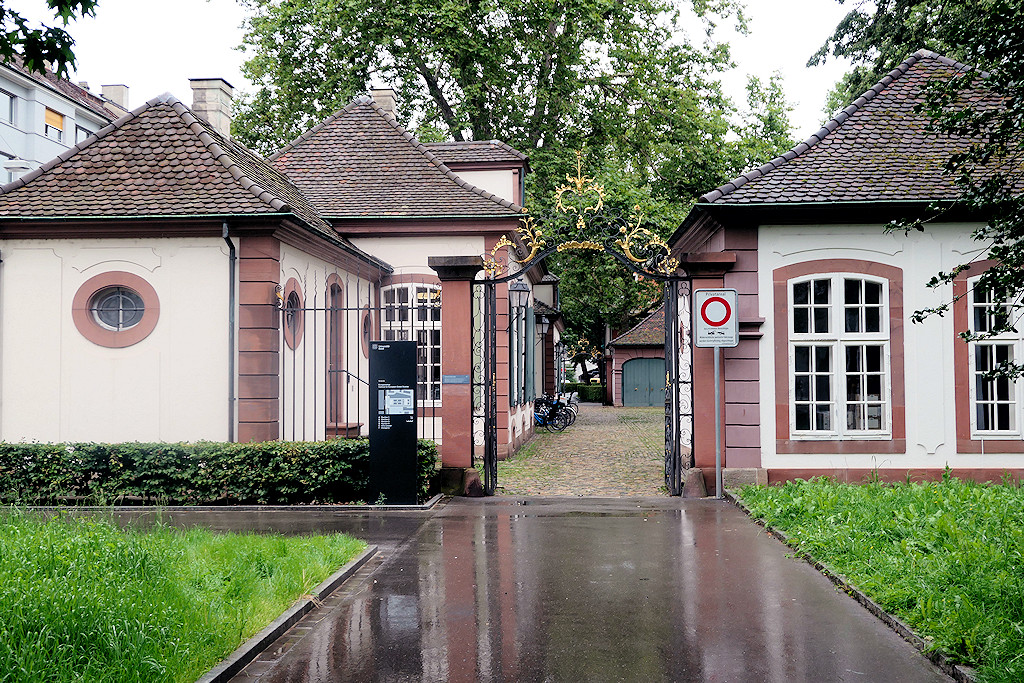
(563, 382), (605, 402)
(0, 439), (439, 505)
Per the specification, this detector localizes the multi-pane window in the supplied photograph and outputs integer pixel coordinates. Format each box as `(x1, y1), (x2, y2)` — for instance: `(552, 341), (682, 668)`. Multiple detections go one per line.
(382, 283), (441, 403)
(44, 108), (63, 141)
(76, 125), (92, 144)
(790, 275), (890, 436)
(969, 281), (1020, 433)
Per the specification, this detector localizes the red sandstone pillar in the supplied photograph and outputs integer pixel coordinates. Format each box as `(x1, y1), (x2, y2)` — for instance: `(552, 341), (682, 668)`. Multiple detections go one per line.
(429, 256), (483, 470)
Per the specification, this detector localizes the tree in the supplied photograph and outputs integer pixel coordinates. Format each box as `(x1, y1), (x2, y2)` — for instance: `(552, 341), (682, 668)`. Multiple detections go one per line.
(808, 0), (974, 114)
(233, 0), (745, 195)
(818, 0), (1024, 375)
(235, 0), (795, 360)
(0, 1), (97, 77)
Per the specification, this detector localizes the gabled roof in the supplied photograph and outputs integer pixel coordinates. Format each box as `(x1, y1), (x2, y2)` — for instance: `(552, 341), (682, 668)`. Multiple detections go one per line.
(700, 50), (1003, 206)
(609, 304), (664, 347)
(0, 93), (332, 231)
(424, 140), (529, 168)
(3, 57), (121, 122)
(270, 99), (524, 218)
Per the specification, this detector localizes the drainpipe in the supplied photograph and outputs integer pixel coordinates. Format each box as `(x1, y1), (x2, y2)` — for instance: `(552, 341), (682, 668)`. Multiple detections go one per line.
(223, 222), (236, 442)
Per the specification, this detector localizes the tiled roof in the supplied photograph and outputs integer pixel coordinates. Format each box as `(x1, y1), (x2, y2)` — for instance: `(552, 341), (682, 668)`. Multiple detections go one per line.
(702, 50), (1011, 205)
(0, 93), (333, 235)
(534, 299), (559, 317)
(424, 140), (528, 165)
(270, 99), (524, 218)
(539, 272), (560, 283)
(4, 57), (120, 122)
(609, 305), (664, 346)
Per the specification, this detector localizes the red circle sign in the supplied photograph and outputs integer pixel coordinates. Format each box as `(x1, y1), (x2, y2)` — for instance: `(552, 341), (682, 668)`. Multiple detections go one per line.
(700, 296), (732, 327)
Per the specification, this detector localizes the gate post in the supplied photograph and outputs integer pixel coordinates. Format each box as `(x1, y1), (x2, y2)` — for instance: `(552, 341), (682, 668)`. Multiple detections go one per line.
(429, 256), (484, 494)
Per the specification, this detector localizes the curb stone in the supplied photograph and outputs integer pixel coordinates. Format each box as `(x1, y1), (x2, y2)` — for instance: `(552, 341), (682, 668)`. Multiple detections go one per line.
(196, 544), (378, 683)
(27, 494), (444, 513)
(725, 490), (976, 683)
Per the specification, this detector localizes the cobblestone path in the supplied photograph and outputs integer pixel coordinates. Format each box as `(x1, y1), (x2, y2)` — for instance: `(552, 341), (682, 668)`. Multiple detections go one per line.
(494, 403), (667, 497)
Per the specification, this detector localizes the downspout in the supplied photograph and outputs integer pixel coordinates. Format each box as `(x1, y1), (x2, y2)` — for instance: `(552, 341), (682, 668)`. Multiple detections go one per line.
(223, 222), (236, 442)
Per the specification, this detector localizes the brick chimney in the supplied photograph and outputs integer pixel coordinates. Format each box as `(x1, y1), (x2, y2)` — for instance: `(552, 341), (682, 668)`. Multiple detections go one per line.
(370, 87), (396, 116)
(190, 78), (234, 138)
(100, 84), (129, 112)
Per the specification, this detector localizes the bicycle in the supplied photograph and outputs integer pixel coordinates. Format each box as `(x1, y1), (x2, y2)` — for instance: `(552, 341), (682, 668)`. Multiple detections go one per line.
(534, 395), (570, 432)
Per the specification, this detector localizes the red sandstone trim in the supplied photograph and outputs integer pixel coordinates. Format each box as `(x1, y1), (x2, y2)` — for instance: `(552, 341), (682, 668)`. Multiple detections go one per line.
(772, 260), (906, 454)
(951, 260), (1024, 452)
(768, 467), (1024, 485)
(71, 271), (160, 348)
(237, 236), (281, 442)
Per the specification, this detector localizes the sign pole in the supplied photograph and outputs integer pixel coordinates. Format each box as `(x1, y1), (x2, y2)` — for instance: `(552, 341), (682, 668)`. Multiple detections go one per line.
(714, 345), (722, 499)
(693, 288), (738, 501)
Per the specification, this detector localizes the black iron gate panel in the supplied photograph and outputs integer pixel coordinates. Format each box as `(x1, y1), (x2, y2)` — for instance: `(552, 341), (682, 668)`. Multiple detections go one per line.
(278, 274), (441, 444)
(664, 279), (693, 495)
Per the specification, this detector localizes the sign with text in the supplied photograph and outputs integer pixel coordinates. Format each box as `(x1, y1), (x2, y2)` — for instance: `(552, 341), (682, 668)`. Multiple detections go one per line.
(694, 289), (739, 348)
(369, 341), (418, 504)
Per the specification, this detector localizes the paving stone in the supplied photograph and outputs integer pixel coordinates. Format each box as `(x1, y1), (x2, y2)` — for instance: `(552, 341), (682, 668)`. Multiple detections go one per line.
(494, 403), (668, 497)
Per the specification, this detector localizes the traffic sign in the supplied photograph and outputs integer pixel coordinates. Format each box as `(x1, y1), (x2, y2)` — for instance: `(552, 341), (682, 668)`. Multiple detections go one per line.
(694, 289), (738, 348)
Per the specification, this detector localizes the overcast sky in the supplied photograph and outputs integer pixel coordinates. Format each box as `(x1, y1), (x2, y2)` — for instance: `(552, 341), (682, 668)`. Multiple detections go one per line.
(63, 0), (854, 141)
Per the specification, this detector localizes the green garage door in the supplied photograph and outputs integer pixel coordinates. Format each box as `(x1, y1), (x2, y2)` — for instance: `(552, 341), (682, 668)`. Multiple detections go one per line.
(622, 357), (665, 407)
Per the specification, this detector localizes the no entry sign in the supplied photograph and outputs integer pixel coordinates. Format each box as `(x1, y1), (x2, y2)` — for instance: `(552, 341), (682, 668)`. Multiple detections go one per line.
(694, 289), (738, 347)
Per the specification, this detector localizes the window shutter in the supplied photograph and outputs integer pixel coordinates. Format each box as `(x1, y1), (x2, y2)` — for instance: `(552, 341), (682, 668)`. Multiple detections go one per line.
(526, 307), (535, 401)
(45, 108), (63, 130)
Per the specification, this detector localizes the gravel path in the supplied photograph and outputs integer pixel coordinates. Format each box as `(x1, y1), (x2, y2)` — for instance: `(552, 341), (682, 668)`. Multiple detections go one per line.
(494, 403), (668, 497)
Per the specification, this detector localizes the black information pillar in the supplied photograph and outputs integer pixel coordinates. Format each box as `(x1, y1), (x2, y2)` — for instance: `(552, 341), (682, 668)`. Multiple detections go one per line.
(369, 340), (418, 504)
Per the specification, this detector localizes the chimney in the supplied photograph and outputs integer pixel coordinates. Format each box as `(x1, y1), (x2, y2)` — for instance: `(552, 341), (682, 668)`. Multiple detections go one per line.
(100, 84), (129, 112)
(77, 81), (89, 91)
(190, 78), (234, 138)
(370, 87), (396, 115)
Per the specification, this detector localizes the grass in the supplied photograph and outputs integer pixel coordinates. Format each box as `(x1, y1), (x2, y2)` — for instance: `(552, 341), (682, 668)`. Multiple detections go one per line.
(0, 510), (366, 683)
(738, 475), (1024, 682)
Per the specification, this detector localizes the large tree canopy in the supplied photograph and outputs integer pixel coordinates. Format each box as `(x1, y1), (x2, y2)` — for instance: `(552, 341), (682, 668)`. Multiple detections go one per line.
(0, 1), (97, 77)
(234, 0), (795, 350)
(819, 0), (1024, 374)
(234, 0), (754, 195)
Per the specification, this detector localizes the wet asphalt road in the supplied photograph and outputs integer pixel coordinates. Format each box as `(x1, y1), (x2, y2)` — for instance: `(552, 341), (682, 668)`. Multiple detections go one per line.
(165, 497), (954, 683)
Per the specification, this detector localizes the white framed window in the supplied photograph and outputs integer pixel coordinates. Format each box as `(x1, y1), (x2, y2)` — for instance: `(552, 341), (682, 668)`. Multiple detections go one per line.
(382, 283), (441, 404)
(789, 274), (891, 438)
(44, 108), (63, 141)
(75, 125), (92, 144)
(0, 91), (15, 125)
(968, 279), (1022, 435)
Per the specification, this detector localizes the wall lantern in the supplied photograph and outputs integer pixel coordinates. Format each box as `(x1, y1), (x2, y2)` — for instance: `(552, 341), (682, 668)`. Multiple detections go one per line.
(508, 278), (530, 309)
(537, 314), (551, 336)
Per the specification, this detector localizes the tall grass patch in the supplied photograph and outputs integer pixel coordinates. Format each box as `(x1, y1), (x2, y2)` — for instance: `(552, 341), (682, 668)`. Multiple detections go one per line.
(739, 477), (1024, 682)
(0, 511), (366, 683)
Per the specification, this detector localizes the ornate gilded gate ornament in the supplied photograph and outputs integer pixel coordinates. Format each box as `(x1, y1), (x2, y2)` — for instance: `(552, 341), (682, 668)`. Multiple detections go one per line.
(482, 151), (679, 279)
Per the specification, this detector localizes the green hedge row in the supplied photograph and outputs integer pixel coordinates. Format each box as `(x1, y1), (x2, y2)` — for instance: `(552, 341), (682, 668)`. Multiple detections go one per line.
(563, 382), (605, 402)
(0, 439), (439, 505)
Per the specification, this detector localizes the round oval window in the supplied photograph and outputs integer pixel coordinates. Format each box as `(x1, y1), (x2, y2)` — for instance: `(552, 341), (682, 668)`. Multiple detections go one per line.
(91, 286), (145, 330)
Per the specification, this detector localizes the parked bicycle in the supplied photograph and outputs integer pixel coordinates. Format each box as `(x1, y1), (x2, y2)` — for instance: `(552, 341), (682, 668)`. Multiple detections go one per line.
(534, 394), (573, 432)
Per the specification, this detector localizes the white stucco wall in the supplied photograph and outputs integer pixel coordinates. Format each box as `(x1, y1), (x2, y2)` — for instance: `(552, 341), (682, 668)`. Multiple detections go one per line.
(278, 243), (378, 441)
(756, 222), (1006, 471)
(0, 237), (230, 443)
(349, 235), (486, 276)
(451, 170), (517, 204)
